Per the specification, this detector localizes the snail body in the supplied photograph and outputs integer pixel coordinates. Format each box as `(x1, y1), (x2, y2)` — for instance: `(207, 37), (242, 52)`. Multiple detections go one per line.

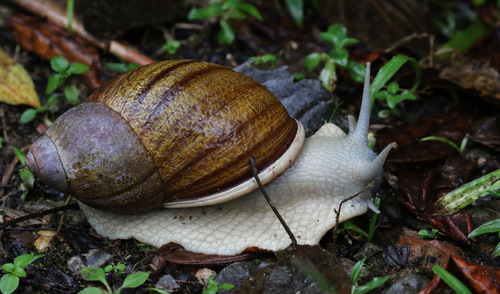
(27, 60), (394, 255)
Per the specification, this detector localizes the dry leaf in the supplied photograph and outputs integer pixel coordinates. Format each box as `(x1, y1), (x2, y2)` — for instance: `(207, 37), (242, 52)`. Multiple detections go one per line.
(0, 49), (40, 108)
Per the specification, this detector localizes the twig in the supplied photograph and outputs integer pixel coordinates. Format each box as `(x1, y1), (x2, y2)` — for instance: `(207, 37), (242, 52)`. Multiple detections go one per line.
(249, 156), (297, 245)
(8, 0), (155, 65)
(0, 202), (79, 231)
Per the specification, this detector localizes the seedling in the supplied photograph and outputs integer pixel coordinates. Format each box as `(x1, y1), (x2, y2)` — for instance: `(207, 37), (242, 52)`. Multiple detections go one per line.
(106, 62), (140, 73)
(336, 197), (381, 243)
(418, 228), (445, 239)
(188, 0), (263, 45)
(369, 55), (421, 118)
(20, 56), (89, 123)
(0, 253), (45, 294)
(304, 23), (365, 91)
(350, 256), (389, 294)
(468, 219), (500, 258)
(12, 146), (35, 199)
(79, 266), (149, 294)
(420, 134), (469, 155)
(162, 40), (181, 55)
(248, 51), (282, 69)
(202, 275), (234, 294)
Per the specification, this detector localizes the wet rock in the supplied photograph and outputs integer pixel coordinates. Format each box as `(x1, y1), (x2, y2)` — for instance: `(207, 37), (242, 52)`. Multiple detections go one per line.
(85, 249), (113, 268)
(214, 261), (261, 291)
(383, 269), (429, 294)
(155, 274), (181, 293)
(230, 245), (351, 294)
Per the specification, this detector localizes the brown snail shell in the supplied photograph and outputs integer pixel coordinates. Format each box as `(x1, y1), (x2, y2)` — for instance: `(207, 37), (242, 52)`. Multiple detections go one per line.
(26, 60), (305, 213)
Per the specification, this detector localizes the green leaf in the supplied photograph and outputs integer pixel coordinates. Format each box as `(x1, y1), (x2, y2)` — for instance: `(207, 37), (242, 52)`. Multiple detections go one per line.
(188, 4), (222, 20)
(121, 272), (149, 289)
(432, 265), (472, 294)
(330, 48), (348, 67)
(50, 56), (69, 73)
(46, 73), (61, 95)
(64, 85), (79, 105)
(14, 254), (44, 268)
(235, 3), (262, 21)
(284, 0), (303, 26)
(0, 274), (19, 294)
(218, 19), (235, 44)
(12, 147), (26, 166)
(163, 40), (181, 55)
(19, 167), (35, 189)
(353, 276), (390, 294)
(493, 242), (500, 258)
(442, 19), (489, 53)
(468, 219), (500, 238)
(318, 59), (336, 91)
(68, 62), (89, 74)
(304, 53), (321, 71)
(387, 82), (399, 94)
(222, 0), (240, 10)
(370, 55), (421, 100)
(106, 63), (130, 73)
(2, 263), (16, 273)
(78, 287), (107, 294)
(81, 267), (105, 282)
(66, 0), (74, 34)
(346, 61), (365, 83)
(20, 108), (38, 123)
(220, 283), (235, 290)
(11, 266), (26, 278)
(351, 256), (366, 284)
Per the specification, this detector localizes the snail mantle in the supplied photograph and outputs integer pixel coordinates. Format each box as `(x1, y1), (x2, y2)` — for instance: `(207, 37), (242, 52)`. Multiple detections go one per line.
(27, 60), (394, 255)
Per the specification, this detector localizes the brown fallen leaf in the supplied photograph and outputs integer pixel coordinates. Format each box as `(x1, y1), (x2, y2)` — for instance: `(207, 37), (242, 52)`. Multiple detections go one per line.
(0, 48), (40, 108)
(7, 14), (102, 89)
(418, 255), (500, 294)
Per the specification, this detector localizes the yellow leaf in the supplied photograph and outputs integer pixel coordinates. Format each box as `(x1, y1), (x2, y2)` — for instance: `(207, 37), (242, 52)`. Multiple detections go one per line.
(0, 49), (40, 108)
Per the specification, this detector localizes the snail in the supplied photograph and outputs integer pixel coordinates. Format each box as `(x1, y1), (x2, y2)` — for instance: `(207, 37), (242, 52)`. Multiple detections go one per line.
(26, 60), (395, 255)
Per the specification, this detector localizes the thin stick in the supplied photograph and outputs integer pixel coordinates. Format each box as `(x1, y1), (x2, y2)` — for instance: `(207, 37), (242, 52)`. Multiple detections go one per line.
(332, 182), (375, 243)
(0, 202), (79, 231)
(249, 156), (297, 245)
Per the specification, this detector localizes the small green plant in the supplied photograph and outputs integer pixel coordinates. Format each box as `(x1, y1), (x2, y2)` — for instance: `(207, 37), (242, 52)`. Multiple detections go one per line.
(420, 134), (469, 155)
(248, 51), (282, 69)
(105, 62), (140, 73)
(350, 256), (389, 294)
(432, 265), (472, 294)
(0, 253), (45, 294)
(21, 56), (89, 123)
(202, 275), (234, 294)
(336, 197), (381, 243)
(104, 264), (126, 273)
(12, 146), (35, 199)
(162, 40), (181, 55)
(418, 228), (445, 239)
(284, 0), (303, 27)
(304, 23), (365, 91)
(369, 55), (421, 117)
(79, 266), (149, 294)
(468, 219), (500, 258)
(188, 0), (263, 45)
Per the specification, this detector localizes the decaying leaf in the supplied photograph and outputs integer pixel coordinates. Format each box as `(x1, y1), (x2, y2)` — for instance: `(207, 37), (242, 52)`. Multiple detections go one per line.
(0, 48), (40, 108)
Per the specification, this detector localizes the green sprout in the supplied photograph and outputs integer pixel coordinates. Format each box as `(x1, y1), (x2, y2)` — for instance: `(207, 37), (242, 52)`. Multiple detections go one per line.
(188, 0), (263, 45)
(468, 219), (500, 258)
(162, 40), (181, 55)
(420, 134), (469, 155)
(12, 146), (35, 200)
(202, 275), (234, 294)
(304, 23), (365, 91)
(248, 51), (283, 69)
(418, 227), (445, 239)
(79, 266), (149, 294)
(0, 253), (45, 294)
(20, 56), (89, 123)
(336, 197), (381, 243)
(351, 256), (389, 294)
